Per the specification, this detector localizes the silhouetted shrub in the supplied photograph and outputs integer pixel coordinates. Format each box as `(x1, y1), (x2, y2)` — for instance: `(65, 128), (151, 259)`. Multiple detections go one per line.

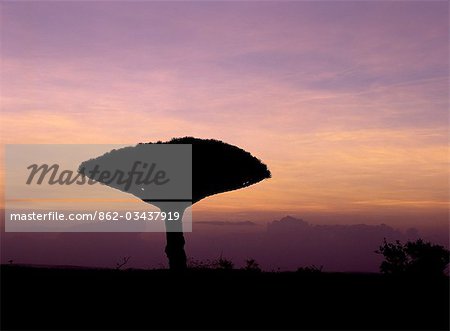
(187, 256), (234, 270)
(116, 256), (131, 270)
(244, 258), (261, 272)
(187, 258), (215, 270)
(296, 265), (323, 274)
(376, 239), (449, 276)
(214, 256), (234, 270)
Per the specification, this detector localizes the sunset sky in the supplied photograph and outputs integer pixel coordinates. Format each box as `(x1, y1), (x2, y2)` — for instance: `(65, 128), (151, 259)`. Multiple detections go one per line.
(1, 1), (448, 230)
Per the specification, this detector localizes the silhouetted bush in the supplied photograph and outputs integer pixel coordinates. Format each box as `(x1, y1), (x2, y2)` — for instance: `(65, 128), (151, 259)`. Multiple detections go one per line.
(214, 256), (234, 270)
(296, 265), (323, 274)
(116, 256), (131, 270)
(244, 258), (261, 272)
(187, 256), (234, 270)
(187, 258), (215, 270)
(376, 239), (449, 276)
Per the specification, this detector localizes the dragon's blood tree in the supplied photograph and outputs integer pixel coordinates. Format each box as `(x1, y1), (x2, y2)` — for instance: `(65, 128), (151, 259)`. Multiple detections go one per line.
(79, 137), (271, 270)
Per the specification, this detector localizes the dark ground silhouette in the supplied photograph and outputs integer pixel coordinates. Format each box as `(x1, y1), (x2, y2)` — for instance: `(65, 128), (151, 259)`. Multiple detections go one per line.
(1, 265), (448, 330)
(2, 215), (448, 272)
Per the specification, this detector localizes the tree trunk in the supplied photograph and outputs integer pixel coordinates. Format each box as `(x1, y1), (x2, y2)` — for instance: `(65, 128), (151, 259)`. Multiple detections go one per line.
(163, 207), (187, 270)
(165, 229), (187, 270)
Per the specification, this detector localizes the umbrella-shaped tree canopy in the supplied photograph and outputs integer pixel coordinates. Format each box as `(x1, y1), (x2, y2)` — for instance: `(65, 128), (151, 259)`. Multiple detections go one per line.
(79, 137), (271, 205)
(151, 137), (271, 203)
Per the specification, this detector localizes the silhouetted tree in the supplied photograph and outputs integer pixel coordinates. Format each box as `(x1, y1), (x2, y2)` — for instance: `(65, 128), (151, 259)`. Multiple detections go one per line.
(79, 137), (270, 270)
(376, 239), (449, 276)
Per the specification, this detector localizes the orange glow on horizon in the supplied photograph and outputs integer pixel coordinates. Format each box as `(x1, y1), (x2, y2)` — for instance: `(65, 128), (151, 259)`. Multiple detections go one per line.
(1, 1), (448, 229)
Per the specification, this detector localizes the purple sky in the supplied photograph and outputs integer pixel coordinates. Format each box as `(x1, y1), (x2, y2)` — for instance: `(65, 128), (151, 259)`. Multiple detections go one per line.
(0, 1), (448, 269)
